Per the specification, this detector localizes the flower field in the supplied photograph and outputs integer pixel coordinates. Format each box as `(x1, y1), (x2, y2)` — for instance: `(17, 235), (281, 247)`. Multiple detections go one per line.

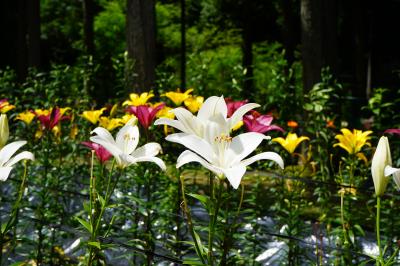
(0, 87), (400, 266)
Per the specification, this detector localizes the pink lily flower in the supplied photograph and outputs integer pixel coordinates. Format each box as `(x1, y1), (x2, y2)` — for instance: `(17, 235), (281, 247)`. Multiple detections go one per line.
(35, 107), (70, 130)
(243, 111), (284, 134)
(225, 98), (249, 118)
(384, 129), (400, 135)
(125, 103), (165, 129)
(82, 141), (112, 164)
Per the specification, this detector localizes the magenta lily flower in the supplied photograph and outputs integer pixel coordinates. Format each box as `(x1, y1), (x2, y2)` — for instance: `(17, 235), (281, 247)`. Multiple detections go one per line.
(35, 107), (70, 130)
(384, 129), (400, 136)
(225, 98), (249, 118)
(126, 103), (165, 129)
(82, 141), (112, 164)
(243, 111), (284, 134)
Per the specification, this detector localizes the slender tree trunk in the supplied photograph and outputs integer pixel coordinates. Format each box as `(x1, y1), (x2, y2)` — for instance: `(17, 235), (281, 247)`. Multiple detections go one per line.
(281, 0), (297, 65)
(242, 26), (254, 100)
(26, 0), (41, 68)
(126, 0), (157, 92)
(301, 0), (337, 91)
(16, 0), (27, 80)
(83, 0), (95, 55)
(301, 0), (322, 92)
(180, 0), (186, 90)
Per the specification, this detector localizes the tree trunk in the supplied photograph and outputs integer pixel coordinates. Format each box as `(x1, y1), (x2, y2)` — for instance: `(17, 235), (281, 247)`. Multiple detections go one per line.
(26, 0), (41, 68)
(281, 0), (297, 65)
(16, 0), (27, 80)
(301, 0), (337, 91)
(301, 0), (322, 92)
(242, 26), (254, 100)
(126, 0), (157, 93)
(180, 0), (186, 90)
(83, 0), (95, 55)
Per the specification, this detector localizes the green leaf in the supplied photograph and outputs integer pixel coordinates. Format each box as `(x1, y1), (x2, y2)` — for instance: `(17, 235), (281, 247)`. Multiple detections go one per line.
(98, 194), (106, 207)
(187, 193), (210, 209)
(193, 231), (206, 255)
(1, 223), (7, 234)
(75, 217), (92, 233)
(88, 241), (101, 249)
(354, 224), (365, 237)
(182, 258), (206, 265)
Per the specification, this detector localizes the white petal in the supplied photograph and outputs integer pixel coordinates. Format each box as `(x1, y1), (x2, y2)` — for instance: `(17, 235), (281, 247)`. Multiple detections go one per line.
(154, 118), (187, 133)
(166, 133), (215, 163)
(222, 165), (247, 189)
(371, 136), (392, 196)
(91, 127), (116, 145)
(134, 156), (166, 171)
(90, 137), (122, 166)
(116, 124), (139, 154)
(229, 132), (268, 165)
(385, 165), (400, 190)
(0, 141), (27, 166)
(197, 96), (227, 121)
(171, 108), (202, 136)
(0, 167), (13, 181)
(176, 150), (222, 175)
(130, 143), (162, 158)
(228, 103), (260, 129)
(5, 151), (34, 167)
(240, 152), (284, 169)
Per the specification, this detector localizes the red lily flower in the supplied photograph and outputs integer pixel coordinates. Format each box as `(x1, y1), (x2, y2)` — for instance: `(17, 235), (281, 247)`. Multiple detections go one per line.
(125, 103), (165, 129)
(35, 107), (70, 130)
(225, 98), (249, 118)
(82, 141), (112, 164)
(243, 111), (284, 134)
(384, 129), (400, 136)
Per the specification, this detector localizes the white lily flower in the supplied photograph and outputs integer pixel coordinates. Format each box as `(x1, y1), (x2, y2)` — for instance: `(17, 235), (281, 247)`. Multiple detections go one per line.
(90, 118), (166, 170)
(0, 140), (35, 181)
(154, 96), (259, 141)
(384, 166), (400, 190)
(167, 129), (284, 189)
(371, 136), (392, 196)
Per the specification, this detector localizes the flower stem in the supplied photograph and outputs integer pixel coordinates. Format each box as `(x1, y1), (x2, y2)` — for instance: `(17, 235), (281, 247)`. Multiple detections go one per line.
(179, 175), (206, 264)
(376, 196), (382, 265)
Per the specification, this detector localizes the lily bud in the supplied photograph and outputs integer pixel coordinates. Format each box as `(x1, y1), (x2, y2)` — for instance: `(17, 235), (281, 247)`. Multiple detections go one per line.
(371, 136), (392, 196)
(0, 114), (9, 148)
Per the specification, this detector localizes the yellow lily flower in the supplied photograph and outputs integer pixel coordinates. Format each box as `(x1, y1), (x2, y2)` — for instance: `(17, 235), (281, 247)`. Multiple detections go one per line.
(69, 124), (79, 140)
(155, 105), (174, 119)
(110, 103), (119, 117)
(15, 111), (35, 125)
(81, 108), (106, 124)
(155, 105), (174, 135)
(184, 96), (204, 113)
(59, 107), (71, 116)
(122, 92), (154, 106)
(163, 88), (194, 106)
(120, 114), (137, 124)
(333, 128), (372, 155)
(52, 124), (61, 141)
(98, 117), (123, 131)
(34, 108), (51, 116)
(0, 100), (15, 113)
(272, 132), (310, 154)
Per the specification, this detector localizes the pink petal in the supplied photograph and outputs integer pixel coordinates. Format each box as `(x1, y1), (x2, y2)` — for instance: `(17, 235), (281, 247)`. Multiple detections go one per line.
(385, 129), (400, 135)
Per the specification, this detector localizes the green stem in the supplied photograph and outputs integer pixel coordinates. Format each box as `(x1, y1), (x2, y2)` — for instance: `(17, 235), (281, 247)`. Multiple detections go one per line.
(180, 176), (206, 264)
(209, 178), (223, 266)
(376, 196), (382, 265)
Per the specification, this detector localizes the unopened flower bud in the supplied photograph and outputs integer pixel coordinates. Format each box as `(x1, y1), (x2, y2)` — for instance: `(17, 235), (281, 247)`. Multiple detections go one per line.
(0, 114), (9, 148)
